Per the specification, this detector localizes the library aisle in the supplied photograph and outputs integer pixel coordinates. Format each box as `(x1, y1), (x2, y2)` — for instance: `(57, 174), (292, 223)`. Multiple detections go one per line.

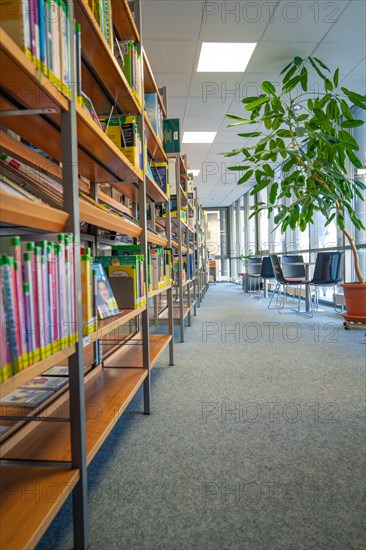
(39, 284), (365, 550)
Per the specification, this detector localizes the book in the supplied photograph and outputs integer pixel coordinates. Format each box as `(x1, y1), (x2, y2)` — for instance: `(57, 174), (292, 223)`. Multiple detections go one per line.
(92, 263), (119, 319)
(21, 376), (68, 391)
(0, 388), (54, 407)
(0, 0), (32, 60)
(42, 365), (69, 376)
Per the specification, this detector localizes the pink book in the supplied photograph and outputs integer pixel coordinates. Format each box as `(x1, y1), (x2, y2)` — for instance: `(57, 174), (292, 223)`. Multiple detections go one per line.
(48, 243), (58, 351)
(11, 237), (27, 363)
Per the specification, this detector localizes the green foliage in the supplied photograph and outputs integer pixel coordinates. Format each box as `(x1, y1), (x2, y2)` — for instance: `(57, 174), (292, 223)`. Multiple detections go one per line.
(223, 56), (366, 281)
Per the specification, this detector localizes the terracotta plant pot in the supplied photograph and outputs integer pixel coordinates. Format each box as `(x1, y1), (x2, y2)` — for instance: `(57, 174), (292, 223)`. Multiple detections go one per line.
(340, 283), (366, 322)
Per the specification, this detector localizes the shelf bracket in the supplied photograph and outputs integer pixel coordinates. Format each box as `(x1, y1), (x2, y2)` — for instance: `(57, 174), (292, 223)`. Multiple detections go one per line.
(0, 108), (58, 117)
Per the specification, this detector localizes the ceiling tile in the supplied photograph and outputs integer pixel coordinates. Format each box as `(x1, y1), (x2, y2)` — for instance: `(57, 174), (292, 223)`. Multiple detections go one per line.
(153, 73), (191, 97)
(143, 39), (197, 73)
(141, 0), (203, 40)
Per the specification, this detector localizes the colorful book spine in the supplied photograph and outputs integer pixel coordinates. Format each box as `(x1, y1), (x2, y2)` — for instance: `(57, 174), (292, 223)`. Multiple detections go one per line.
(29, 0), (41, 68)
(81, 254), (93, 336)
(38, 0), (47, 74)
(35, 246), (46, 359)
(75, 22), (82, 100)
(39, 240), (51, 356)
(48, 243), (58, 353)
(11, 237), (28, 368)
(1, 256), (21, 374)
(23, 252), (36, 363)
(59, 0), (70, 97)
(49, 0), (61, 89)
(23, 281), (34, 366)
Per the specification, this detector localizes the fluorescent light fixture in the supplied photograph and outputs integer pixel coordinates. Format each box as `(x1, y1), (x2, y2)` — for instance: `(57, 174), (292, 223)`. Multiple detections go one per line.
(183, 132), (217, 144)
(197, 42), (256, 72)
(188, 169), (201, 177)
(356, 168), (366, 176)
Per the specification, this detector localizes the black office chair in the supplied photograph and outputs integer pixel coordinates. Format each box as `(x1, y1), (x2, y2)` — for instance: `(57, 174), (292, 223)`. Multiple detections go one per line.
(282, 255), (306, 279)
(310, 252), (343, 311)
(246, 257), (262, 295)
(269, 254), (313, 317)
(260, 256), (275, 299)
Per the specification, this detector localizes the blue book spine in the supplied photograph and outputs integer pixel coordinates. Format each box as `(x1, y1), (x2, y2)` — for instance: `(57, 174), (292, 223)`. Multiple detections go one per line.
(38, 0), (47, 73)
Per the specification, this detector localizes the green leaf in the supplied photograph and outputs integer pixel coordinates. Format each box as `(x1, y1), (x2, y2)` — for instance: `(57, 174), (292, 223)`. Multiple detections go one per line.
(250, 178), (271, 195)
(300, 67), (308, 91)
(354, 180), (366, 191)
(237, 170), (254, 184)
(226, 114), (246, 121)
(313, 107), (327, 121)
(277, 129), (291, 138)
(242, 96), (262, 104)
(282, 75), (302, 93)
(236, 131), (262, 137)
(308, 98), (314, 111)
(283, 158), (295, 172)
(340, 99), (353, 120)
(325, 213), (336, 227)
(280, 60), (295, 75)
(261, 81), (276, 94)
(341, 88), (366, 109)
(341, 119), (365, 128)
(282, 64), (298, 85)
(312, 57), (330, 72)
(269, 182), (278, 204)
(227, 165), (249, 171)
(346, 149), (363, 169)
(309, 57), (327, 81)
(294, 56), (303, 67)
(262, 164), (274, 177)
(245, 97), (270, 110)
(333, 68), (339, 87)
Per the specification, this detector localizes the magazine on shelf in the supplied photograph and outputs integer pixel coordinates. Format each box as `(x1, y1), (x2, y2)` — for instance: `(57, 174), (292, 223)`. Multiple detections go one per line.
(21, 376), (68, 391)
(42, 365), (69, 377)
(0, 388), (54, 408)
(92, 263), (120, 319)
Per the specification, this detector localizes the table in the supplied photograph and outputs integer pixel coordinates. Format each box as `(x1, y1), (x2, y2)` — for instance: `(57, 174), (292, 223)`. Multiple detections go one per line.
(289, 262), (314, 312)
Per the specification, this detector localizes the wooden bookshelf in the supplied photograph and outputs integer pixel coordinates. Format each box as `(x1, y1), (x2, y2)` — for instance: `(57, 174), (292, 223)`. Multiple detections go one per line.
(79, 199), (141, 238)
(0, 29), (69, 114)
(89, 306), (146, 342)
(112, 0), (140, 42)
(74, 0), (142, 116)
(144, 113), (167, 162)
(147, 230), (168, 247)
(0, 190), (69, 232)
(149, 285), (172, 298)
(159, 306), (190, 321)
(104, 333), (172, 368)
(0, 346), (76, 397)
(0, 466), (80, 550)
(2, 331), (172, 465)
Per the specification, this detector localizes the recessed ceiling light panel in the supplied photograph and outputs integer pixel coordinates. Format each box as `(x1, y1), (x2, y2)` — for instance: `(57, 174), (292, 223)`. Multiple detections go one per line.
(197, 42), (257, 72)
(183, 132), (217, 143)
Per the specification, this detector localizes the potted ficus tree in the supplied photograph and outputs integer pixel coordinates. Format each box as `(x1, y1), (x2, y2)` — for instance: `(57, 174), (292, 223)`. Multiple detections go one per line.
(224, 56), (366, 322)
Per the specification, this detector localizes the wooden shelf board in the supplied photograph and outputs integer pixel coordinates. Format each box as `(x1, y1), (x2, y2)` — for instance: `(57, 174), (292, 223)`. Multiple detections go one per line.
(0, 29), (69, 114)
(144, 113), (167, 162)
(147, 230), (168, 247)
(0, 466), (80, 550)
(112, 0), (140, 42)
(145, 172), (168, 203)
(89, 306), (146, 342)
(79, 200), (142, 238)
(159, 306), (190, 320)
(148, 285), (172, 298)
(104, 332), (172, 369)
(1, 365), (149, 465)
(0, 346), (76, 397)
(0, 190), (69, 232)
(142, 49), (167, 118)
(75, 0), (141, 116)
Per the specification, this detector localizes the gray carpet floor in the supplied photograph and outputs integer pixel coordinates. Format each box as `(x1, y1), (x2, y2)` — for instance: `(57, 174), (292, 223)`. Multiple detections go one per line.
(38, 284), (366, 550)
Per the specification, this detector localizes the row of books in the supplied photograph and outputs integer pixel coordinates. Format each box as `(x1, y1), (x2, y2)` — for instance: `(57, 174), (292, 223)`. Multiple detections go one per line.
(0, 234), (77, 382)
(119, 41), (143, 106)
(0, 364), (69, 410)
(111, 244), (173, 292)
(145, 93), (164, 143)
(1, 0), (82, 99)
(88, 0), (113, 50)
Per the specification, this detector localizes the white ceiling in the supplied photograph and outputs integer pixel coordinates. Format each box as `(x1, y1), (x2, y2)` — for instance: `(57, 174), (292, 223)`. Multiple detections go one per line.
(141, 0), (366, 207)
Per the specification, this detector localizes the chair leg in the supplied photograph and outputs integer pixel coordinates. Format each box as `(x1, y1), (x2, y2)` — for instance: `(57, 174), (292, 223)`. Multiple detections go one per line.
(268, 282), (281, 309)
